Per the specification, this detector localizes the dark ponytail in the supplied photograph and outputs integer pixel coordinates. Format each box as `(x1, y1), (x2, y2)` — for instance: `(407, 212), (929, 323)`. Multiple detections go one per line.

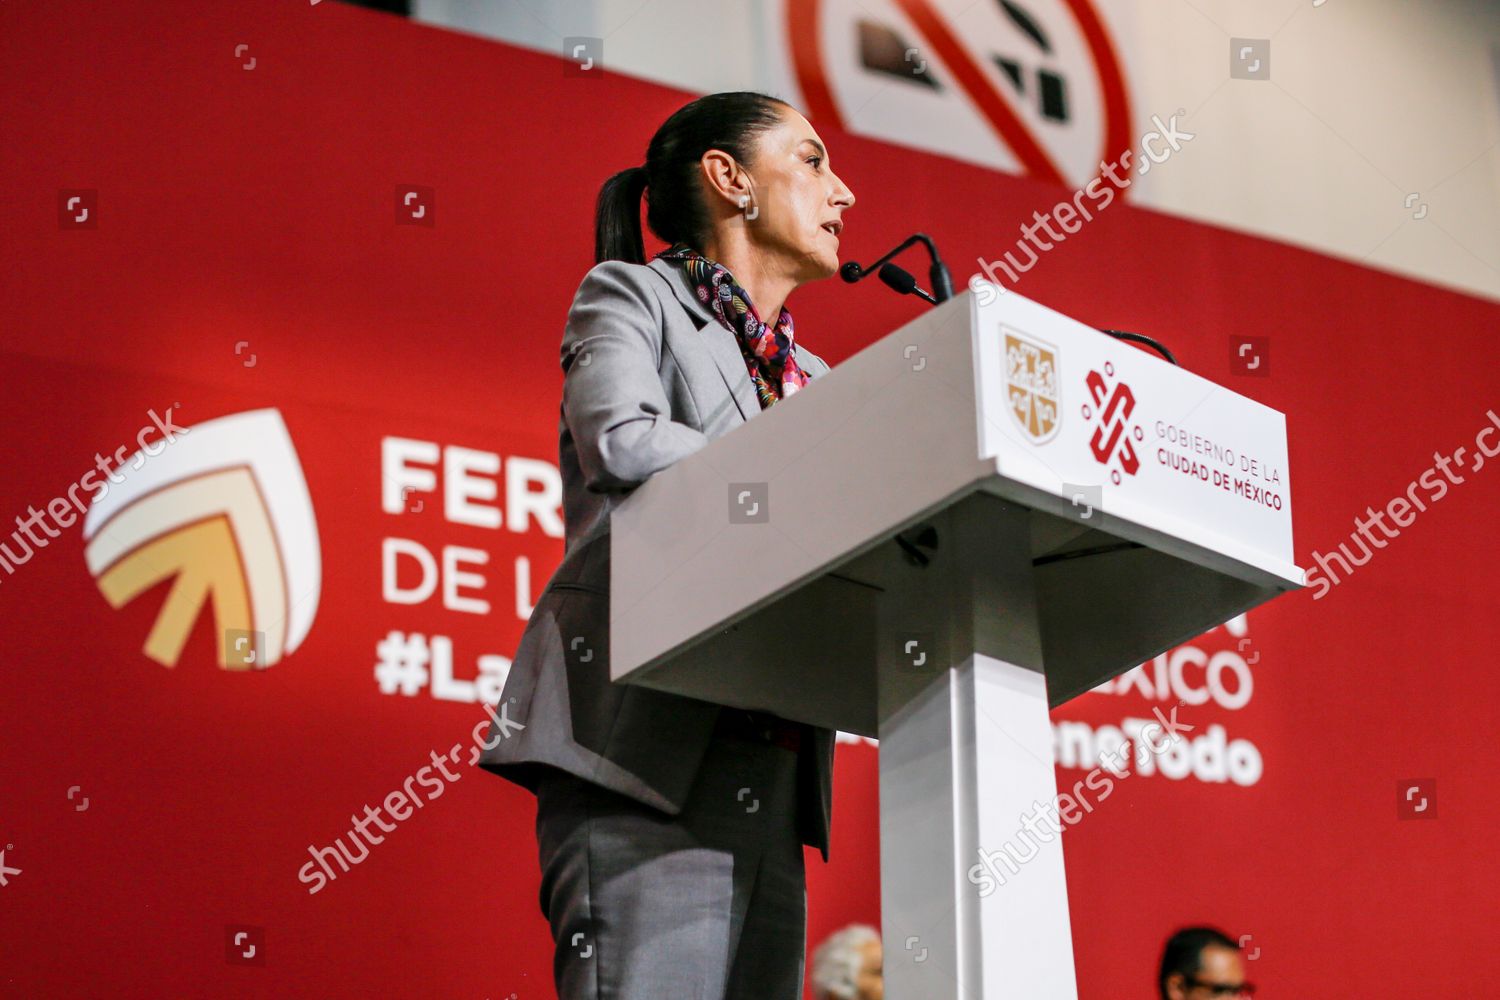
(594, 165), (650, 264)
(593, 91), (790, 264)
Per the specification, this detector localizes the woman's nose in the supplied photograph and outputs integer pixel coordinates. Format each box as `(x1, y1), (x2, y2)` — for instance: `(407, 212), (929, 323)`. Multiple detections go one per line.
(832, 175), (855, 209)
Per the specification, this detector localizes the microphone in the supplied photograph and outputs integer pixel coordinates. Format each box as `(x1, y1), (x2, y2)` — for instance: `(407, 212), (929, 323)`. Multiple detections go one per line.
(841, 233), (954, 306)
(878, 263), (937, 305)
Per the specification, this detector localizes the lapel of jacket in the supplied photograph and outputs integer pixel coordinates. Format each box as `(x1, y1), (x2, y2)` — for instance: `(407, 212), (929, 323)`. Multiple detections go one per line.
(647, 257), (758, 422)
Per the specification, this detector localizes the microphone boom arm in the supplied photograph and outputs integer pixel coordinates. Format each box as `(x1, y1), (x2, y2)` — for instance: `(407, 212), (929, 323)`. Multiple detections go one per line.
(841, 232), (954, 304)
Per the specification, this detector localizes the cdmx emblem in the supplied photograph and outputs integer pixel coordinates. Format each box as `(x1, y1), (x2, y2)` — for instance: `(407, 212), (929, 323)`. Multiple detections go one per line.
(1083, 362), (1142, 484)
(1003, 329), (1060, 443)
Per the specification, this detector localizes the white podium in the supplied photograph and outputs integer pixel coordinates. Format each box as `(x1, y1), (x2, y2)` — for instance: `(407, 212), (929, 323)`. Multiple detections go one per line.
(608, 284), (1303, 998)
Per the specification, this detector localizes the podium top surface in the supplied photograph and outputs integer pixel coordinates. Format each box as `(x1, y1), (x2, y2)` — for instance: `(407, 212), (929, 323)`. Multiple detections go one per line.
(608, 286), (1303, 702)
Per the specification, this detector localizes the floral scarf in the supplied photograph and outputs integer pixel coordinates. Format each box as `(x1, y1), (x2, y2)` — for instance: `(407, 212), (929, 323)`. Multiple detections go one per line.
(653, 243), (812, 409)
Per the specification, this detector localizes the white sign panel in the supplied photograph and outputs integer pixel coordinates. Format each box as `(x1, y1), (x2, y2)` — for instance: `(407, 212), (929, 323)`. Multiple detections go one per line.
(971, 284), (1301, 585)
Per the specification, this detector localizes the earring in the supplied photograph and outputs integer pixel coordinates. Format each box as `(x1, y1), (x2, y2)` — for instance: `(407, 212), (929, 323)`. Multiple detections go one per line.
(740, 193), (759, 221)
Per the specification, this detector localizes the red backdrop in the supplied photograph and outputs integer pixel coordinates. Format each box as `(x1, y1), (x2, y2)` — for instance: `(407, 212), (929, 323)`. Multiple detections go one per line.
(2, 2), (1496, 996)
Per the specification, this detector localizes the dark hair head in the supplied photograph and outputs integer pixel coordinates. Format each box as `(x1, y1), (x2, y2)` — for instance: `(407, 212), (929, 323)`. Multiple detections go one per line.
(1159, 927), (1239, 999)
(594, 91), (792, 264)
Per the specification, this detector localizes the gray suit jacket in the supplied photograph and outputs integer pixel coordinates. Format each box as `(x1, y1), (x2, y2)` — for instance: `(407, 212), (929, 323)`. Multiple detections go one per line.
(479, 256), (838, 858)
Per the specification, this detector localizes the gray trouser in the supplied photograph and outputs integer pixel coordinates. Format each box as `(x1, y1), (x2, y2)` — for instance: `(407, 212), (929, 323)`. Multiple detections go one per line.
(534, 731), (806, 999)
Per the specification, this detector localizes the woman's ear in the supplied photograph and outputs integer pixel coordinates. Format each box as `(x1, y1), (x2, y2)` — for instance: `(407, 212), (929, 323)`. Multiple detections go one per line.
(700, 149), (750, 212)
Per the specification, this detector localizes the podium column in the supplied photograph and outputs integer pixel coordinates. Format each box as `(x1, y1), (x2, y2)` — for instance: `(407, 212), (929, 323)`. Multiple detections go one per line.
(877, 497), (1079, 999)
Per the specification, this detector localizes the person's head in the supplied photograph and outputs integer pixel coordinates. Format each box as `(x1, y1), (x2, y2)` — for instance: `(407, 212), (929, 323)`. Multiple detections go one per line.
(811, 923), (883, 1000)
(594, 91), (855, 282)
(1159, 927), (1253, 999)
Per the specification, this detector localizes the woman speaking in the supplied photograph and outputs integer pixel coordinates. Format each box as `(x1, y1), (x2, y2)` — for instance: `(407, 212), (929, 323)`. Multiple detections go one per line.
(478, 91), (857, 999)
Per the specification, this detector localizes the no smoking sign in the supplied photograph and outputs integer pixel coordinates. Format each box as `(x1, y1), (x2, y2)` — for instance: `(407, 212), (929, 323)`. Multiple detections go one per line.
(788, 0), (1133, 189)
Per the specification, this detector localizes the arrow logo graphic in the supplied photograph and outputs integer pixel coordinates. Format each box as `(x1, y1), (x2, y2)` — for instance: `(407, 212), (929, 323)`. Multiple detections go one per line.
(82, 409), (321, 669)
